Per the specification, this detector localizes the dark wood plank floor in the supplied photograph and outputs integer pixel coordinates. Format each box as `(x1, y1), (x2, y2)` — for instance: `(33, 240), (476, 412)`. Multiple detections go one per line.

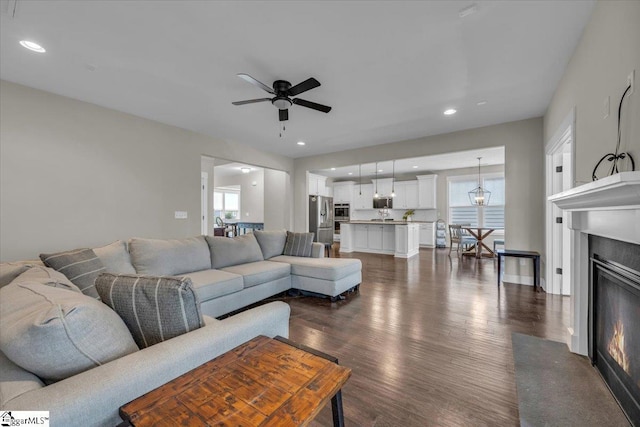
(279, 247), (569, 427)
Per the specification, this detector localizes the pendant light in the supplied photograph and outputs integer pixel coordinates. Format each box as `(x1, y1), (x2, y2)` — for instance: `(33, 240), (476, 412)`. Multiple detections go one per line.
(374, 162), (379, 198)
(391, 160), (396, 198)
(468, 157), (491, 206)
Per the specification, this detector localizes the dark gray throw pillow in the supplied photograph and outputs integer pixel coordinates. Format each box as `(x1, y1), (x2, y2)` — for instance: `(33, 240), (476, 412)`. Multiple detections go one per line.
(95, 273), (205, 349)
(283, 231), (315, 257)
(40, 248), (105, 299)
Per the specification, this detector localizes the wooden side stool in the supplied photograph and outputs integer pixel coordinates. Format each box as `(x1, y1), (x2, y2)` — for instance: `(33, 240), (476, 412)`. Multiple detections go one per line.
(496, 249), (541, 291)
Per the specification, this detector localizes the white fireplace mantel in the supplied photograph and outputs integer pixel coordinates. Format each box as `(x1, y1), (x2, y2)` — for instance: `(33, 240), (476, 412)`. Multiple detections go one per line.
(550, 171), (640, 355)
(549, 171), (640, 212)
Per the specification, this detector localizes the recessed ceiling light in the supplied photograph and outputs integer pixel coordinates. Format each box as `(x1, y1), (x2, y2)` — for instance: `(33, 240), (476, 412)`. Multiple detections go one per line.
(331, 168), (336, 171)
(477, 100), (487, 106)
(348, 172), (353, 175)
(378, 169), (383, 172)
(444, 109), (457, 115)
(19, 40), (46, 53)
(240, 167), (251, 174)
(297, 141), (305, 146)
(412, 165), (419, 169)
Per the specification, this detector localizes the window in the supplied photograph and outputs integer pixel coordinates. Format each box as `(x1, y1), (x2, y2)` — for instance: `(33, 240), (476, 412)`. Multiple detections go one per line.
(213, 187), (240, 221)
(448, 174), (504, 228)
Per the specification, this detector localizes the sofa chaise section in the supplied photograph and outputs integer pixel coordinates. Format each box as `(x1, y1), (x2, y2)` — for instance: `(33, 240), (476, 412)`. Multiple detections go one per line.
(271, 255), (362, 299)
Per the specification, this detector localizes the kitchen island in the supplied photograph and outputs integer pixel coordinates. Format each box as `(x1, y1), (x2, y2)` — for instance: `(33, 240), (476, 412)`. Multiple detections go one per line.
(340, 221), (420, 258)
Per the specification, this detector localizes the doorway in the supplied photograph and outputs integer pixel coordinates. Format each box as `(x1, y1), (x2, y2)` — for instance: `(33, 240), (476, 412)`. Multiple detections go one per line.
(545, 109), (575, 295)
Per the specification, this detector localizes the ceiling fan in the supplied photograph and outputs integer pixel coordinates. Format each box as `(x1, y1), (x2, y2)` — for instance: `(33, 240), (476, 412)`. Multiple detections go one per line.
(232, 73), (331, 122)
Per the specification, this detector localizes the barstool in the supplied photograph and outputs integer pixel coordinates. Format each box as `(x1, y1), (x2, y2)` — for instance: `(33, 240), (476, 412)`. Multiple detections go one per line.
(324, 242), (332, 257)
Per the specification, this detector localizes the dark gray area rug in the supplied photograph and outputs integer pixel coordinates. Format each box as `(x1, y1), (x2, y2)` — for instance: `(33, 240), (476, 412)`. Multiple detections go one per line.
(512, 333), (630, 427)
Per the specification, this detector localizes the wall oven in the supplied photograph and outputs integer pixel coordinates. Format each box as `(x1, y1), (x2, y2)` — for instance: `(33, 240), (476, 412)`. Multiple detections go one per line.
(334, 203), (350, 219)
(334, 203), (350, 236)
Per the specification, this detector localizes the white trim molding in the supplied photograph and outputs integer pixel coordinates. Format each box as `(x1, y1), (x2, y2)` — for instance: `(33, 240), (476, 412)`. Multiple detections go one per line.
(550, 170), (640, 355)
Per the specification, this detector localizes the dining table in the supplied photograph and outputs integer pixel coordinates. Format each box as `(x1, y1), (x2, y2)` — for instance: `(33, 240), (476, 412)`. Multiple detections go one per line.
(462, 227), (502, 258)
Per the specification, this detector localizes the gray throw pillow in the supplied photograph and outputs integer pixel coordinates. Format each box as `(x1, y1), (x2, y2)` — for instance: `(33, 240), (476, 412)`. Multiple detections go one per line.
(0, 281), (138, 382)
(283, 232), (315, 257)
(95, 273), (205, 349)
(254, 229), (287, 259)
(40, 248), (105, 299)
(128, 236), (211, 276)
(94, 240), (136, 274)
(205, 234), (265, 269)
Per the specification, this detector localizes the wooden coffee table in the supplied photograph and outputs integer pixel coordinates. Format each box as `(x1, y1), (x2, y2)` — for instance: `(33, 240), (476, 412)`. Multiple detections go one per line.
(118, 335), (351, 426)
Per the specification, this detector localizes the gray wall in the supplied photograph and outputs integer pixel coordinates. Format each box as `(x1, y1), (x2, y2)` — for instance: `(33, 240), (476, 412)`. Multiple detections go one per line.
(0, 81), (293, 261)
(544, 0), (640, 182)
(263, 168), (290, 231)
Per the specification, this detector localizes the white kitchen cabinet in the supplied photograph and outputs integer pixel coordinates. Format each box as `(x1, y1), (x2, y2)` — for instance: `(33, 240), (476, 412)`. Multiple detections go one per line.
(394, 224), (420, 258)
(367, 225), (383, 250)
(339, 222), (415, 257)
(332, 182), (354, 203)
(382, 225), (396, 251)
(354, 224), (369, 249)
(419, 222), (435, 247)
(394, 181), (418, 209)
(353, 183), (373, 209)
(416, 175), (437, 209)
(308, 173), (330, 197)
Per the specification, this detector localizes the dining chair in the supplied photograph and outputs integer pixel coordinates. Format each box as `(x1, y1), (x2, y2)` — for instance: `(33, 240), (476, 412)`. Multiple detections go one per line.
(448, 223), (478, 256)
(215, 216), (235, 237)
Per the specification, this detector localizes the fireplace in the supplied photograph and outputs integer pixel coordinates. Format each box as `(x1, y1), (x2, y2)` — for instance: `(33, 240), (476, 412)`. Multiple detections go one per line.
(589, 235), (640, 425)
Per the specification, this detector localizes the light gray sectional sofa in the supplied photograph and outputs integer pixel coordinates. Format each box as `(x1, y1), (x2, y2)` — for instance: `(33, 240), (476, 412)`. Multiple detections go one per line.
(0, 230), (362, 426)
(127, 231), (362, 316)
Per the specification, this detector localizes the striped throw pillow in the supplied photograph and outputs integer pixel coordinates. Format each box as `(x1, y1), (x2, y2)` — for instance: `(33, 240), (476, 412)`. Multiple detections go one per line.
(283, 231), (315, 257)
(95, 273), (205, 349)
(40, 248), (105, 299)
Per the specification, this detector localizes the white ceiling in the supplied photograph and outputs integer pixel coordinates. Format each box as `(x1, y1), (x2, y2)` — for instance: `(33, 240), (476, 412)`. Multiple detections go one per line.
(213, 162), (263, 179)
(0, 1), (595, 158)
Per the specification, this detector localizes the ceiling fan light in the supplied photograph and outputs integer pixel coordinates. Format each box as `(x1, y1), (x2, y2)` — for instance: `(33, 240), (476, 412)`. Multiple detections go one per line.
(272, 97), (292, 110)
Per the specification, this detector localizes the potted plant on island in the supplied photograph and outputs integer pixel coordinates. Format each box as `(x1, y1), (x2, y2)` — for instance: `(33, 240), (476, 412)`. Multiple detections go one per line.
(402, 209), (415, 222)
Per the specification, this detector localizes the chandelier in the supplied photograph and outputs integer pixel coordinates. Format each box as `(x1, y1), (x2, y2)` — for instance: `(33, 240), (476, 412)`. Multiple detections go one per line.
(468, 157), (491, 206)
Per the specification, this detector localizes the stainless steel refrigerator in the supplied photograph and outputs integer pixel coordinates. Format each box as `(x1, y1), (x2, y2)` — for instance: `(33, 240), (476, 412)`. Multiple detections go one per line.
(309, 195), (334, 245)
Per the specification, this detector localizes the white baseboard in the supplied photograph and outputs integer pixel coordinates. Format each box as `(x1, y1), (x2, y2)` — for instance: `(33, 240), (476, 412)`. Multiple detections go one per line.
(502, 274), (533, 286)
(502, 274), (546, 289)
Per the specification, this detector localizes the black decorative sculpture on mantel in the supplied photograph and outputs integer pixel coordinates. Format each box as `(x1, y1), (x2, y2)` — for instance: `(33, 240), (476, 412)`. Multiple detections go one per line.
(592, 85), (635, 181)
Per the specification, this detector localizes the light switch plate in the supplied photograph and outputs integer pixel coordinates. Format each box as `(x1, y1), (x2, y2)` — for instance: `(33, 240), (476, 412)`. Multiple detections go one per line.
(174, 211), (188, 219)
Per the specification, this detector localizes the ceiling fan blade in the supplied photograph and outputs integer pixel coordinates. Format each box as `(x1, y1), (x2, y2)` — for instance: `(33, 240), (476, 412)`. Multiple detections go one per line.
(237, 73), (275, 94)
(292, 98), (332, 113)
(287, 78), (320, 96)
(232, 98), (272, 106)
(279, 109), (289, 122)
